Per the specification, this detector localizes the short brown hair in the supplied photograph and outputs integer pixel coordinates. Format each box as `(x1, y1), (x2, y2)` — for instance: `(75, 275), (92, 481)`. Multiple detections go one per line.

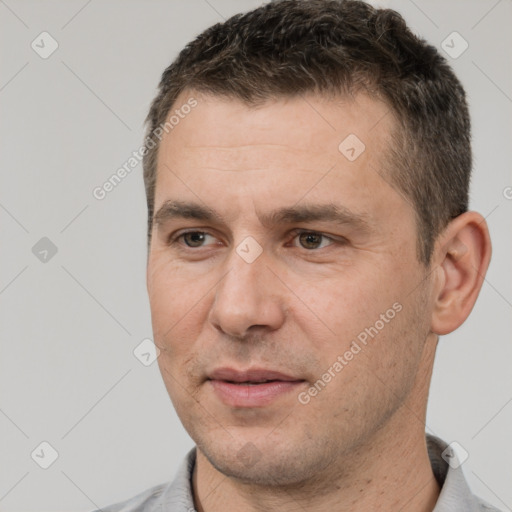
(143, 0), (471, 265)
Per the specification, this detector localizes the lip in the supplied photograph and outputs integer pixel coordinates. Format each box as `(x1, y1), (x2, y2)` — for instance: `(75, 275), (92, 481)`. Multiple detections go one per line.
(207, 367), (306, 407)
(209, 367), (301, 383)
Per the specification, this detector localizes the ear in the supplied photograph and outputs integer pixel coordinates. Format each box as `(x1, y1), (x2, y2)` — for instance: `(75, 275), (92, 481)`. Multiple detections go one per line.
(430, 211), (492, 335)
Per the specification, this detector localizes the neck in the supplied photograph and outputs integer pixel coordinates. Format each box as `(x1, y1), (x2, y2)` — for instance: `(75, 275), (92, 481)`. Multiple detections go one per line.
(193, 338), (440, 512)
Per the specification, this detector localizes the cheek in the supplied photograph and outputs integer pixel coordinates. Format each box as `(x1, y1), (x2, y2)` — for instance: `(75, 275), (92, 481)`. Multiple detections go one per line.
(147, 258), (209, 351)
(288, 268), (388, 348)
(288, 264), (418, 403)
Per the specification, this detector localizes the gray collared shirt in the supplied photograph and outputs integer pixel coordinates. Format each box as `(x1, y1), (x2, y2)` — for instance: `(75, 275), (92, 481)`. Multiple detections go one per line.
(94, 435), (501, 511)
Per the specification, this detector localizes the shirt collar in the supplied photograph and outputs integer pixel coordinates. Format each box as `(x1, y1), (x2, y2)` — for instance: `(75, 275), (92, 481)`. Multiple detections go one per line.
(154, 434), (486, 511)
(428, 434), (483, 512)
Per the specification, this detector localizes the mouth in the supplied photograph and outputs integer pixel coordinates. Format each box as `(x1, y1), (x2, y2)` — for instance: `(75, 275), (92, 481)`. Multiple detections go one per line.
(207, 367), (306, 407)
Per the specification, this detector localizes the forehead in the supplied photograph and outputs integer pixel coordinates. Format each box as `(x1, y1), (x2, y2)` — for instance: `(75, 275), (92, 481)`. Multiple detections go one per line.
(154, 90), (405, 231)
(158, 90), (394, 172)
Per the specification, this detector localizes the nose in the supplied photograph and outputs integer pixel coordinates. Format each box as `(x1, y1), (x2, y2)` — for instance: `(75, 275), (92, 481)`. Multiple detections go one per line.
(208, 246), (286, 339)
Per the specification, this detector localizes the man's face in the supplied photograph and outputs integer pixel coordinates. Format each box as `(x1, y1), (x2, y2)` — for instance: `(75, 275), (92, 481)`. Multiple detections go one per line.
(147, 91), (434, 485)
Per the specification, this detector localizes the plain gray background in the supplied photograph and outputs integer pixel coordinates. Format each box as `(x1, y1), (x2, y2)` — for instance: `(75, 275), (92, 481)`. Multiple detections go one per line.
(1, 0), (511, 510)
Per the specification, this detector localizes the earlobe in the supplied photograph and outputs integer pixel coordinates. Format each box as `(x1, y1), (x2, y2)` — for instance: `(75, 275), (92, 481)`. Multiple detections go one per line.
(431, 212), (492, 335)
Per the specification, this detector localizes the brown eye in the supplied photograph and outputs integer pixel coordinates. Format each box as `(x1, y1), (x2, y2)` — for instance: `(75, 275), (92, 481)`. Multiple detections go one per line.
(182, 232), (208, 247)
(296, 232), (333, 250)
(299, 232), (322, 249)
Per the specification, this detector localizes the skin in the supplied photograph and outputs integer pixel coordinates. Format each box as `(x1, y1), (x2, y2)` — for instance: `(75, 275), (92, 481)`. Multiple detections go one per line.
(146, 90), (491, 511)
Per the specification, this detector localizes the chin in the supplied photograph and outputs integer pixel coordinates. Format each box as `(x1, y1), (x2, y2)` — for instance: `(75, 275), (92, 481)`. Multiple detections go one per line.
(198, 435), (336, 488)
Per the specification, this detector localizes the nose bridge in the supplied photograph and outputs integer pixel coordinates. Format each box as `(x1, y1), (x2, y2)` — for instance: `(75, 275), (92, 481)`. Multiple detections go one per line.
(209, 241), (284, 337)
(217, 244), (268, 313)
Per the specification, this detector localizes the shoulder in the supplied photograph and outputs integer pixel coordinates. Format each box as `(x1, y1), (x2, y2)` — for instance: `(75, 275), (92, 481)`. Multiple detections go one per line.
(477, 497), (504, 511)
(90, 447), (197, 512)
(426, 434), (504, 512)
(90, 482), (168, 512)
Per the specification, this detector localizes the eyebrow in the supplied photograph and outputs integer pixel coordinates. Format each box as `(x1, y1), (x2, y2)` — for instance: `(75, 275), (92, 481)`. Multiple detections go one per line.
(154, 199), (372, 233)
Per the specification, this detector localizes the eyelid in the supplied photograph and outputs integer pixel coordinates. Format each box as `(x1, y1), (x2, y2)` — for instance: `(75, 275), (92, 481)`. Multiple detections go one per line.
(287, 228), (343, 245)
(288, 228), (333, 238)
(168, 229), (220, 246)
(167, 228), (346, 248)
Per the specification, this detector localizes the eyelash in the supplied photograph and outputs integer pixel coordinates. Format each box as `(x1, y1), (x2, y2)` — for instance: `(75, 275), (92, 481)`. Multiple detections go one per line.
(167, 229), (344, 251)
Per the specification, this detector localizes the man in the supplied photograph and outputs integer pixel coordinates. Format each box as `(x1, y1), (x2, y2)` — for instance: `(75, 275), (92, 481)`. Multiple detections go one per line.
(97, 0), (498, 510)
